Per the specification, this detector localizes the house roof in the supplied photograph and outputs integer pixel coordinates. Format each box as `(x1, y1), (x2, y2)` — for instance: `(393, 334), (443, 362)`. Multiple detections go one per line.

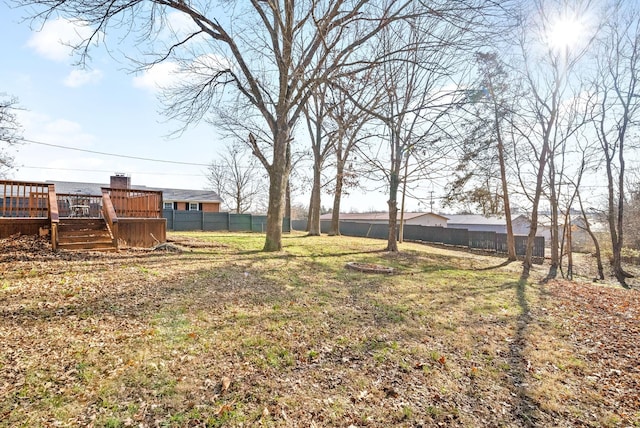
(444, 214), (508, 226)
(159, 188), (223, 203)
(319, 212), (449, 221)
(46, 180), (223, 203)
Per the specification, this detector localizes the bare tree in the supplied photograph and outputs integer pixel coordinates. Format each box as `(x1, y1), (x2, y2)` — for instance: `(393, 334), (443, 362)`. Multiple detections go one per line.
(326, 76), (377, 236)
(207, 143), (267, 214)
(510, 0), (594, 276)
(360, 6), (477, 252)
(18, 0), (417, 251)
(577, 190), (605, 280)
(588, 0), (640, 287)
(0, 94), (21, 177)
(623, 168), (640, 249)
(445, 52), (520, 260)
(302, 82), (335, 236)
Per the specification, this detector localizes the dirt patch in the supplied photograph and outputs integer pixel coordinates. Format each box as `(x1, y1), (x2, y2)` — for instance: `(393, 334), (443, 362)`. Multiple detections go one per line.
(167, 234), (230, 249)
(345, 261), (394, 274)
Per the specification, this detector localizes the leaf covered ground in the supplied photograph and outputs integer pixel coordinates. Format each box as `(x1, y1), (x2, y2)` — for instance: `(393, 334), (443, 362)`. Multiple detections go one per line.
(0, 232), (639, 427)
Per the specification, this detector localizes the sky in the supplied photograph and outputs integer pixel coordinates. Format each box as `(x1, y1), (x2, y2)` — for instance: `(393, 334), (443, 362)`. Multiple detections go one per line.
(0, 4), (404, 213)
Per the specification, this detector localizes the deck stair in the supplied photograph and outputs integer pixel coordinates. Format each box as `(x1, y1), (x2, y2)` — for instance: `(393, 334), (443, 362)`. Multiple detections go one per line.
(57, 218), (117, 251)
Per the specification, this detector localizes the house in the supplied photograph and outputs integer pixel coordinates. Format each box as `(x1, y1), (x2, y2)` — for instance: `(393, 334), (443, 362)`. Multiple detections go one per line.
(537, 214), (609, 250)
(319, 212), (448, 227)
(444, 214), (531, 235)
(319, 212), (534, 234)
(48, 174), (223, 213)
(161, 189), (223, 212)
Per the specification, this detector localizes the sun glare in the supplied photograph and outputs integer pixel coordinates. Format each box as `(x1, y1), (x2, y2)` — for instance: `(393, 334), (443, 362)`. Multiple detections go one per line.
(547, 15), (585, 52)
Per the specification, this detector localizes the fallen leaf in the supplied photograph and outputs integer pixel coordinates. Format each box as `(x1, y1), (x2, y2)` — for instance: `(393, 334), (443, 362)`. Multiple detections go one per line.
(383, 386), (398, 398)
(215, 404), (232, 416)
(221, 376), (231, 392)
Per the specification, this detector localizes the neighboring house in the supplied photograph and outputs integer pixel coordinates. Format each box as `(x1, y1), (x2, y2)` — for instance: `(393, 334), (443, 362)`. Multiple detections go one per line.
(161, 189), (223, 212)
(444, 214), (532, 235)
(320, 212), (537, 235)
(319, 212), (449, 227)
(537, 214), (608, 249)
(48, 175), (223, 213)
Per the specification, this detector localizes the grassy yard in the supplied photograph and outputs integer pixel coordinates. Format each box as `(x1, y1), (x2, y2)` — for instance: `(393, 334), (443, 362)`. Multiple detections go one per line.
(1, 232), (638, 427)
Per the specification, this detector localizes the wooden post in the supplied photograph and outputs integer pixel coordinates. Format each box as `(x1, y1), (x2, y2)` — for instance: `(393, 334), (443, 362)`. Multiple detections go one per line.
(48, 185), (59, 250)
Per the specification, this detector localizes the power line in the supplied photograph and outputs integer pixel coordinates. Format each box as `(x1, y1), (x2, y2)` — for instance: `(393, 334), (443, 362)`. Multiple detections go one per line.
(17, 165), (207, 177)
(20, 138), (212, 167)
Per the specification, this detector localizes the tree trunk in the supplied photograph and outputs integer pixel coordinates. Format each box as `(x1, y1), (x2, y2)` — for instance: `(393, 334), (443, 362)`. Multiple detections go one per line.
(263, 129), (290, 252)
(285, 179), (292, 234)
(387, 168), (400, 252)
(484, 65), (516, 261)
(387, 198), (398, 252)
(522, 141), (549, 276)
(548, 155), (559, 278)
(566, 212), (573, 280)
(306, 202), (312, 232)
(329, 161), (345, 236)
(496, 125), (516, 261)
(307, 161), (322, 236)
(578, 193), (604, 280)
(399, 154), (409, 244)
(605, 148), (630, 286)
(614, 124), (631, 286)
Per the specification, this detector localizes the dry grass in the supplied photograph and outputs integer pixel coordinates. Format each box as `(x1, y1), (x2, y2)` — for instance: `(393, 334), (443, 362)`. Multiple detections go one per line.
(1, 231), (638, 427)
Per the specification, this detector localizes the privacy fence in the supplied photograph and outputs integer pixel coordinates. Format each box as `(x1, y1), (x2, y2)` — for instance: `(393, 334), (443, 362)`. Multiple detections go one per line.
(291, 220), (545, 258)
(163, 210), (290, 233)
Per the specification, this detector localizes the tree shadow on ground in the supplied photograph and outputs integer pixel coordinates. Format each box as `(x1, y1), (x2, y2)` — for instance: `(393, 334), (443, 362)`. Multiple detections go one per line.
(505, 274), (539, 427)
(473, 259), (517, 271)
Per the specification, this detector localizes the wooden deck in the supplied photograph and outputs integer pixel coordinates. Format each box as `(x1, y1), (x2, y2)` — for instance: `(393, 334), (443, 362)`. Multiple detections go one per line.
(0, 180), (166, 250)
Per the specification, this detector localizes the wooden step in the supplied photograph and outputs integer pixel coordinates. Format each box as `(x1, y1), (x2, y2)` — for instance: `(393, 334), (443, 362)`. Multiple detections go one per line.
(57, 228), (112, 238)
(57, 241), (118, 251)
(59, 219), (108, 232)
(56, 218), (117, 251)
(58, 233), (112, 244)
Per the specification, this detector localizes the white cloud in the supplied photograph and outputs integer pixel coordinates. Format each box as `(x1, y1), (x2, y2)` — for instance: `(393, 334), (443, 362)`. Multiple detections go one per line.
(43, 118), (84, 135)
(161, 12), (201, 40)
(10, 111), (100, 183)
(132, 62), (181, 93)
(26, 18), (97, 62)
(132, 54), (233, 94)
(18, 111), (96, 147)
(64, 69), (104, 87)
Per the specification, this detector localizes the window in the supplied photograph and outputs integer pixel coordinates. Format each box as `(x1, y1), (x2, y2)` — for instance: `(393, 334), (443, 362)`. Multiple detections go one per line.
(163, 202), (173, 210)
(189, 202), (199, 211)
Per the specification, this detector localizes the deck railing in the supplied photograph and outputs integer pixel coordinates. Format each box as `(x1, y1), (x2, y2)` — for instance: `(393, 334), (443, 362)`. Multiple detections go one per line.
(0, 180), (51, 218)
(102, 189), (119, 249)
(104, 188), (162, 218)
(56, 193), (104, 218)
(48, 185), (59, 250)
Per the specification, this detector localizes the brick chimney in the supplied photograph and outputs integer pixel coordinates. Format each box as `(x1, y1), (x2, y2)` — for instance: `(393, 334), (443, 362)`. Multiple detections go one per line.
(110, 173), (131, 189)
